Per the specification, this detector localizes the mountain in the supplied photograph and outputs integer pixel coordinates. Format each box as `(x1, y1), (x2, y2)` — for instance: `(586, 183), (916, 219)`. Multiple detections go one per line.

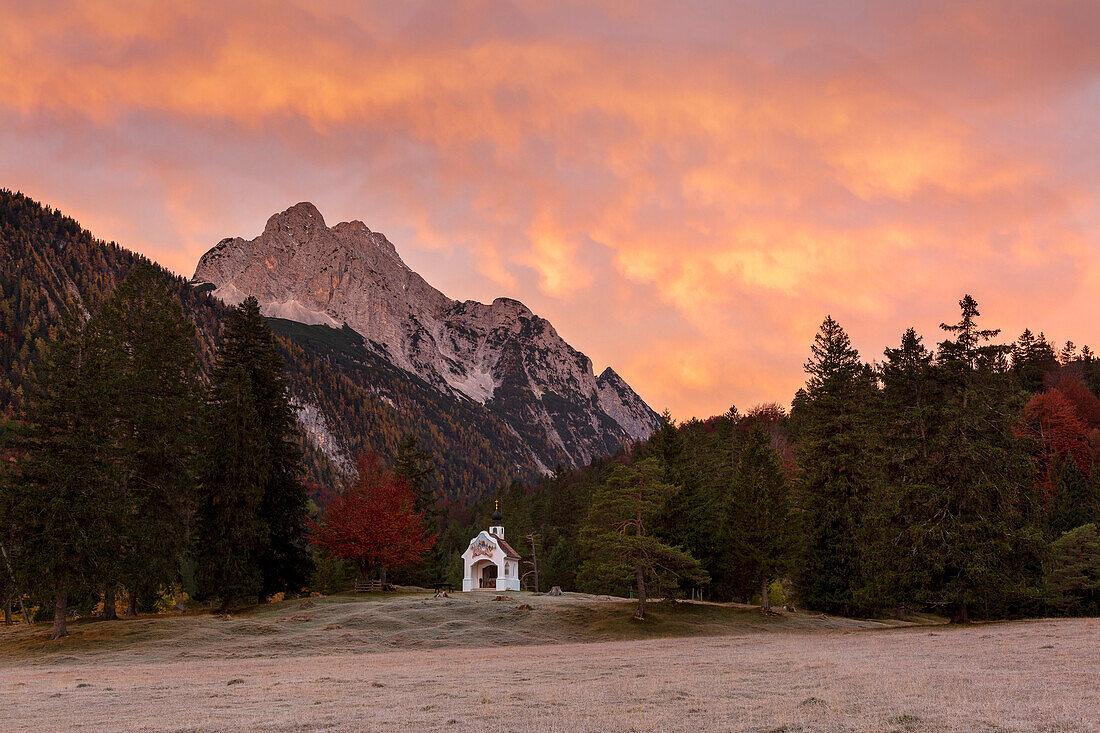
(0, 191), (546, 499)
(192, 202), (660, 471)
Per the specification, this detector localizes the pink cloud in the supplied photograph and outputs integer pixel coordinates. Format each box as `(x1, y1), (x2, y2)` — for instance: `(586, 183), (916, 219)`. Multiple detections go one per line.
(1, 0), (1097, 418)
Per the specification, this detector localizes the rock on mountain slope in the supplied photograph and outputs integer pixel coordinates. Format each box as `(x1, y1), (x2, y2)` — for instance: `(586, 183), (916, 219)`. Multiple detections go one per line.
(192, 202), (660, 469)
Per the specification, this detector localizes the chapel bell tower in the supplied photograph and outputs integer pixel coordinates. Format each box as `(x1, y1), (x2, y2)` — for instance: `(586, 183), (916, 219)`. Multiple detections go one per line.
(489, 500), (504, 538)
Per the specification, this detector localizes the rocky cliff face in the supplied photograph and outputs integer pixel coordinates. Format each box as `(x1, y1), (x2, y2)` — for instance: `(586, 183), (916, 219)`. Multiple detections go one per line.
(193, 202), (660, 470)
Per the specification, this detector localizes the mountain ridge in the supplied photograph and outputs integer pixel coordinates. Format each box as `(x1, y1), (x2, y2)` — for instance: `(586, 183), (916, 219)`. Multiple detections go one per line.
(192, 202), (660, 469)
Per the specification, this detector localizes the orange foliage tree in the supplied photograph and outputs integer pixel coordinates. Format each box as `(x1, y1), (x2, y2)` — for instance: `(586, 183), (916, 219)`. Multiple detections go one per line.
(309, 454), (437, 584)
(1022, 390), (1091, 501)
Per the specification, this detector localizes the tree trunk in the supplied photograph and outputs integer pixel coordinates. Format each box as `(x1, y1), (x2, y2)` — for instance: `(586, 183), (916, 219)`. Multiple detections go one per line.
(633, 503), (646, 619)
(125, 591), (137, 617)
(3, 593), (11, 626)
(50, 589), (68, 640)
(761, 578), (770, 613)
(951, 601), (969, 624)
(380, 566), (388, 586)
(102, 585), (117, 620)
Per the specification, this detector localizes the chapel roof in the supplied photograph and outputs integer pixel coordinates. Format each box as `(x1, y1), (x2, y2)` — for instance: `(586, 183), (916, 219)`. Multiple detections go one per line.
(495, 536), (521, 559)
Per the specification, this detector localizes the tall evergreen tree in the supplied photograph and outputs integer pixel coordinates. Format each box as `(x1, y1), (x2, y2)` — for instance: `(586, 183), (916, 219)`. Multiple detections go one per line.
(857, 329), (939, 613)
(195, 364), (267, 611)
(98, 265), (202, 614)
(393, 434), (444, 586)
(1047, 460), (1093, 540)
(5, 315), (121, 638)
(723, 424), (790, 612)
(792, 316), (880, 614)
(920, 295), (1038, 622)
(195, 297), (312, 608)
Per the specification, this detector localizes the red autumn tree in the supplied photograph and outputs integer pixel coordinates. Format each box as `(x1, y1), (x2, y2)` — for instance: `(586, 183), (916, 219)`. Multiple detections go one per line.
(309, 453), (436, 584)
(1022, 390), (1091, 502)
(1053, 375), (1100, 430)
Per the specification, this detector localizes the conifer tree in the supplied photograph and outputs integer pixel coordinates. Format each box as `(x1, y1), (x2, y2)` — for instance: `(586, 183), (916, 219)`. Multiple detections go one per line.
(792, 316), (880, 614)
(1045, 523), (1100, 614)
(195, 364), (267, 611)
(922, 295), (1037, 622)
(393, 434), (443, 586)
(195, 297), (312, 608)
(859, 328), (937, 613)
(578, 458), (706, 619)
(6, 315), (121, 638)
(98, 265), (202, 614)
(723, 424), (790, 612)
(1047, 460), (1093, 539)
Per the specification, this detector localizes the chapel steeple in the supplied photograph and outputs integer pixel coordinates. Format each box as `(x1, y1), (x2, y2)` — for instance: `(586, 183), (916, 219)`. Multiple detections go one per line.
(489, 499), (504, 538)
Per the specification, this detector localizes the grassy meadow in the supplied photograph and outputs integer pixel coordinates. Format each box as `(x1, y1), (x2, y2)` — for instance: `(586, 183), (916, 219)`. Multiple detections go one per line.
(1, 591), (1096, 732)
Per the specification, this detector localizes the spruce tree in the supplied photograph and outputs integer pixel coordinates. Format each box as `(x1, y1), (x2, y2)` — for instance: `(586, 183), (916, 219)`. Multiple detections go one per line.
(195, 297), (312, 608)
(1047, 460), (1093, 539)
(6, 315), (121, 638)
(195, 364), (266, 611)
(98, 264), (202, 614)
(921, 295), (1037, 622)
(859, 328), (937, 613)
(792, 316), (880, 615)
(723, 424), (790, 612)
(393, 434), (443, 586)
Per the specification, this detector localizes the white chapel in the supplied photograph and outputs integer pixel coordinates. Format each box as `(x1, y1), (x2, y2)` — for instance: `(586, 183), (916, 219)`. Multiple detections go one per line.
(461, 501), (521, 591)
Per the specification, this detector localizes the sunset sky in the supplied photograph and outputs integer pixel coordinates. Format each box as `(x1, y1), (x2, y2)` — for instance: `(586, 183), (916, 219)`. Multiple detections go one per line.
(3, 0), (1098, 418)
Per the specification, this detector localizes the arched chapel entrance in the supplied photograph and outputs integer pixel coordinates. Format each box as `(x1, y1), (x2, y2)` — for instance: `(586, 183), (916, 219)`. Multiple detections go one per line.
(479, 563), (498, 589)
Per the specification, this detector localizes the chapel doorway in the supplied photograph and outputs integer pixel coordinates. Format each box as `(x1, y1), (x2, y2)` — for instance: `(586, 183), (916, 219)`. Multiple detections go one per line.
(480, 564), (498, 589)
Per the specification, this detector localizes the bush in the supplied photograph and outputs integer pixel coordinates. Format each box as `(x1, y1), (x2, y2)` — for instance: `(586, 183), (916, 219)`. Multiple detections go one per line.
(310, 555), (357, 595)
(1045, 523), (1100, 615)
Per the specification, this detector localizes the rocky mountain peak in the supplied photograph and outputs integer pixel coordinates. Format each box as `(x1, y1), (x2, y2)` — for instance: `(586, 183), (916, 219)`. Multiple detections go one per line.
(264, 201), (325, 236)
(192, 203), (661, 470)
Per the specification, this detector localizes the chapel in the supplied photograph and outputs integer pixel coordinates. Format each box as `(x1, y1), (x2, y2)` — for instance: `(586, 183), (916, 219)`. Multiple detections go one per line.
(461, 501), (521, 591)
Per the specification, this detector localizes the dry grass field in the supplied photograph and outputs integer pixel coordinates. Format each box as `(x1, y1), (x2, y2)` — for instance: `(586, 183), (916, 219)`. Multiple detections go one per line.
(0, 591), (1096, 732)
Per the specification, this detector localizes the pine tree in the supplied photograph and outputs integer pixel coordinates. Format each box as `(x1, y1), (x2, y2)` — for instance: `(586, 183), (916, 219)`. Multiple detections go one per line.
(724, 424), (790, 612)
(194, 297), (312, 608)
(577, 458), (706, 619)
(5, 315), (122, 638)
(921, 295), (1037, 622)
(792, 316), (880, 615)
(194, 364), (267, 611)
(97, 265), (202, 614)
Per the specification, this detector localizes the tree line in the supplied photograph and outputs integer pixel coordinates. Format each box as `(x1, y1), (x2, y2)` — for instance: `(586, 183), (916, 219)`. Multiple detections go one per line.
(447, 296), (1100, 621)
(0, 267), (313, 638)
(3, 262), (1097, 628)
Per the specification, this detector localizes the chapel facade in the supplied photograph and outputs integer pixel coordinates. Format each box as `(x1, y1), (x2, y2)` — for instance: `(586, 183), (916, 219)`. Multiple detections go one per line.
(461, 502), (521, 591)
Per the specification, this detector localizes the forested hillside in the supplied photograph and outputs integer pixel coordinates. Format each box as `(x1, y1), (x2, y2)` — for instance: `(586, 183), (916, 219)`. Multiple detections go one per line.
(0, 191), (540, 499)
(269, 318), (542, 500)
(0, 191), (220, 413)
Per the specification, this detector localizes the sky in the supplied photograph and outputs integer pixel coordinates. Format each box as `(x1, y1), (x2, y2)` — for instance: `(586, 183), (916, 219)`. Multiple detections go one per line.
(3, 1), (1099, 419)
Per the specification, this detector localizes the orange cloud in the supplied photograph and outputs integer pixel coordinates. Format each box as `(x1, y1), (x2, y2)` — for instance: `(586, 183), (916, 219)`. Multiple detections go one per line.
(2, 0), (1098, 418)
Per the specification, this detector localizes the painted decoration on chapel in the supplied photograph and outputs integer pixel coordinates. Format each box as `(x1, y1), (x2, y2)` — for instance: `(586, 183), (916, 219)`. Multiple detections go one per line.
(471, 538), (495, 558)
